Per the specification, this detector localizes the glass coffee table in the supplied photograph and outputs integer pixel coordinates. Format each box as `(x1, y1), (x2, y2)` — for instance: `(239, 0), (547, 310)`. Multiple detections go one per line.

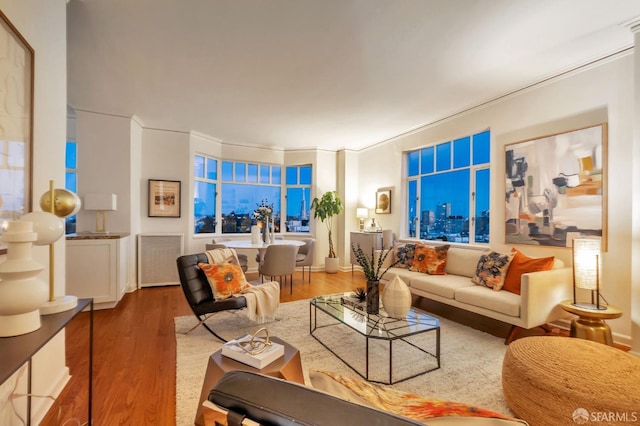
(310, 293), (440, 384)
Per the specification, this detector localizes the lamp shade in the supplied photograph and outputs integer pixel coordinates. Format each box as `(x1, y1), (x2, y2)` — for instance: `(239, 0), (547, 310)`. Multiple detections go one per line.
(84, 193), (117, 211)
(356, 208), (368, 219)
(573, 238), (601, 290)
(39, 188), (81, 218)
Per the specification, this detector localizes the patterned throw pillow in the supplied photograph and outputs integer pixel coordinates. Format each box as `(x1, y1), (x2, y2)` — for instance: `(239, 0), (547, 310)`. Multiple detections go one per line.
(198, 262), (250, 299)
(502, 248), (555, 295)
(393, 243), (417, 269)
(471, 251), (516, 291)
(409, 244), (450, 275)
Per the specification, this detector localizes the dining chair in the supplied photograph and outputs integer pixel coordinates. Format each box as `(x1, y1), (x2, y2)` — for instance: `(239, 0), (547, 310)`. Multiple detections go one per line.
(206, 241), (248, 272)
(258, 244), (299, 294)
(295, 238), (315, 283)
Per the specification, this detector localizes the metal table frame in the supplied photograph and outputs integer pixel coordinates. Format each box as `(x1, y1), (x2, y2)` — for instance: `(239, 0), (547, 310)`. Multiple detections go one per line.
(0, 298), (94, 425)
(310, 294), (440, 384)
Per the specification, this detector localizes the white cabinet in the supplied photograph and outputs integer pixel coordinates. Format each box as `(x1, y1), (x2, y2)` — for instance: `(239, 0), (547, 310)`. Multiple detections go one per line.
(350, 232), (383, 267)
(66, 235), (129, 309)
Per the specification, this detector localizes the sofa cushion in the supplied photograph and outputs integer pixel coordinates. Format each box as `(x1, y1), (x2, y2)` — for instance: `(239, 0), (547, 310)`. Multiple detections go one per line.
(410, 274), (475, 299)
(309, 370), (523, 425)
(445, 248), (488, 278)
(410, 244), (450, 275)
(502, 249), (555, 295)
(393, 242), (417, 269)
(455, 285), (521, 317)
(383, 268), (425, 285)
(471, 251), (515, 291)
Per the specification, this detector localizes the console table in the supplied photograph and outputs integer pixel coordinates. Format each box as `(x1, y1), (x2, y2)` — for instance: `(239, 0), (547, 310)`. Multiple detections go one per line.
(0, 298), (94, 425)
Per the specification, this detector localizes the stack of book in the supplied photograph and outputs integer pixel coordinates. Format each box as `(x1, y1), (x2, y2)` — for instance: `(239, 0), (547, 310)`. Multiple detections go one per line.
(340, 295), (365, 312)
(221, 335), (285, 369)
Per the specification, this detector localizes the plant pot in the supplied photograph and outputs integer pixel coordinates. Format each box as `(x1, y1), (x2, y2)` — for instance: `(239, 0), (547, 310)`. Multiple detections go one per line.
(366, 280), (380, 314)
(325, 257), (339, 274)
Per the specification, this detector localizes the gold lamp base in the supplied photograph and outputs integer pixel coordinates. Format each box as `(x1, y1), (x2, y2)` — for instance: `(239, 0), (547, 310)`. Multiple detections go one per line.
(570, 317), (613, 346)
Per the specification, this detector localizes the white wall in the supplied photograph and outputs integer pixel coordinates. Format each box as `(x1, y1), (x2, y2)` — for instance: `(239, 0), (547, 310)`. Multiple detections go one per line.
(75, 110), (133, 234)
(140, 127), (190, 233)
(0, 1), (69, 423)
(631, 27), (640, 355)
(357, 52), (636, 347)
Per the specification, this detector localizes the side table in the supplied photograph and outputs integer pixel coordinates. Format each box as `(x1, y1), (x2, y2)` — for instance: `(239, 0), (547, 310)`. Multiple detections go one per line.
(559, 300), (622, 346)
(194, 336), (304, 426)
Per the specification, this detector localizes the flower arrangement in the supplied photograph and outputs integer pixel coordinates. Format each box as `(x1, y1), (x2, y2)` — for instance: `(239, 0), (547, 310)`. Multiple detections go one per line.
(253, 199), (274, 223)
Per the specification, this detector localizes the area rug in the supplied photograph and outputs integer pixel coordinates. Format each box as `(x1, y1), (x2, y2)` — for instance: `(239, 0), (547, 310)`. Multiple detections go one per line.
(175, 299), (511, 425)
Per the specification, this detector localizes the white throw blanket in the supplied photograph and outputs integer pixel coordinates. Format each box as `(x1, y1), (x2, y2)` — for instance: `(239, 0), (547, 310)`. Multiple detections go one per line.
(205, 248), (280, 323)
(240, 281), (280, 323)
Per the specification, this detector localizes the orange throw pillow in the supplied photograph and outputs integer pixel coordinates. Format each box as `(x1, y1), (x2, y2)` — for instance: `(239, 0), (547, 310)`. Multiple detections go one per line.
(198, 262), (250, 299)
(502, 249), (555, 295)
(409, 244), (450, 275)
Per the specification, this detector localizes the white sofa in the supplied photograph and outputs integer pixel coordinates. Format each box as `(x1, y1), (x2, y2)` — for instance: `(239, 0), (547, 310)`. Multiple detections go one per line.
(378, 243), (573, 343)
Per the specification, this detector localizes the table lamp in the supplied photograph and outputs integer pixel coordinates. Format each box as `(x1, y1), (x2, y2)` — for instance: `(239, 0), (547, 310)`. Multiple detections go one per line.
(25, 180), (82, 315)
(84, 193), (117, 233)
(356, 208), (368, 231)
(572, 237), (605, 310)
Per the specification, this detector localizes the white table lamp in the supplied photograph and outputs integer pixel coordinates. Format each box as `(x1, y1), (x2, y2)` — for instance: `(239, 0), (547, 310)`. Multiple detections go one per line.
(572, 237), (605, 310)
(356, 208), (368, 231)
(84, 193), (117, 233)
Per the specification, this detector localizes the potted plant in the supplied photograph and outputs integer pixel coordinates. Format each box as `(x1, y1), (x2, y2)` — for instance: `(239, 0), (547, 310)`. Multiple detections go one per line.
(310, 191), (344, 273)
(350, 244), (399, 313)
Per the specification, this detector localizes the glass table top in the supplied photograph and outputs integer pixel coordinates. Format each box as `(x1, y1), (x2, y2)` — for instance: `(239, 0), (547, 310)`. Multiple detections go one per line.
(310, 293), (439, 340)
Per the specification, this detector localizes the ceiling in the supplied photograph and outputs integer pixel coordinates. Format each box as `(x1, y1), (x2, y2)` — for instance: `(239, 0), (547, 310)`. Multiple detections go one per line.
(66, 0), (640, 152)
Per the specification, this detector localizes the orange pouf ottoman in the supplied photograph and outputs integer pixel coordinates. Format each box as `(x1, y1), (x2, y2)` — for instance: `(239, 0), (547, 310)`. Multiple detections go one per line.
(502, 336), (640, 426)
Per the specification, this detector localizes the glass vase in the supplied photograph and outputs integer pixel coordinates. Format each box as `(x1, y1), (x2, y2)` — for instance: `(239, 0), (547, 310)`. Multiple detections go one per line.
(366, 280), (380, 314)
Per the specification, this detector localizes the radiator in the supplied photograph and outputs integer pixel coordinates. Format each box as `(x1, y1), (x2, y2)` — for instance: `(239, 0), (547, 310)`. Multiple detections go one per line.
(137, 233), (184, 287)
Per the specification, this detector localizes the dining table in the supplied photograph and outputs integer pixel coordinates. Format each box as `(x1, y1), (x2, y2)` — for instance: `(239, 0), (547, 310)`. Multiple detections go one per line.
(223, 239), (305, 263)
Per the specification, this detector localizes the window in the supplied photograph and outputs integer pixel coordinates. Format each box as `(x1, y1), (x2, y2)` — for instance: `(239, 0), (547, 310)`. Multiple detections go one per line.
(285, 165), (311, 232)
(194, 155), (217, 234)
(405, 130), (490, 243)
(65, 141), (77, 234)
(194, 155), (313, 235)
(221, 160), (281, 234)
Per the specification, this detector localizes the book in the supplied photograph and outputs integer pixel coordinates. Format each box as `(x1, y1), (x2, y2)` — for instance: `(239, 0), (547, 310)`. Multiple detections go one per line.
(340, 295), (365, 312)
(221, 335), (285, 369)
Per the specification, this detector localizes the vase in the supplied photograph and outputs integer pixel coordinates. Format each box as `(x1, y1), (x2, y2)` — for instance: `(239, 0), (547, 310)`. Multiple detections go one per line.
(261, 222), (268, 243)
(366, 280), (380, 314)
(382, 276), (412, 318)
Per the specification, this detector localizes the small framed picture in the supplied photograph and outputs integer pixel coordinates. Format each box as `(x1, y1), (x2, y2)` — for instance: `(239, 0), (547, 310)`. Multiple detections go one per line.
(375, 189), (391, 214)
(148, 179), (181, 217)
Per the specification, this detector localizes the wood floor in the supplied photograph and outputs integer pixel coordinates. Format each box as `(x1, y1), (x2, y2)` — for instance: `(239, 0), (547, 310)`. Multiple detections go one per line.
(39, 270), (362, 425)
(39, 268), (583, 425)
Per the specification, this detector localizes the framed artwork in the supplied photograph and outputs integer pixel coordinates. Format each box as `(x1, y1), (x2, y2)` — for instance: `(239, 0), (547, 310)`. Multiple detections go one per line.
(0, 10), (34, 239)
(148, 179), (181, 217)
(375, 189), (391, 214)
(504, 123), (607, 250)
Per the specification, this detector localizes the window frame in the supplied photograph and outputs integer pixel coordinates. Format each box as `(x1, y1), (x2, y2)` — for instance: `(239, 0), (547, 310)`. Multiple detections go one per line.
(64, 140), (78, 234)
(404, 130), (490, 244)
(193, 155), (312, 235)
